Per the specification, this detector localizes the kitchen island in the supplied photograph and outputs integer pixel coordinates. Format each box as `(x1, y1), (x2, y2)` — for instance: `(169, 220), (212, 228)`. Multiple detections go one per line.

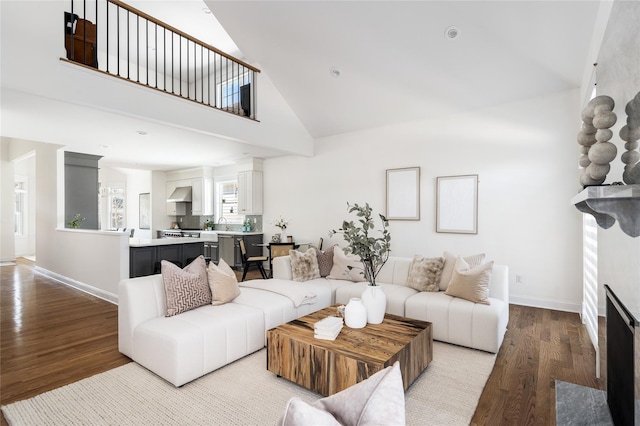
(129, 237), (204, 278)
(129, 231), (265, 277)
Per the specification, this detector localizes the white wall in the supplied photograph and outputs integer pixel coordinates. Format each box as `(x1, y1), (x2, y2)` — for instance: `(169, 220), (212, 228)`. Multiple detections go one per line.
(263, 89), (584, 312)
(1, 138), (128, 301)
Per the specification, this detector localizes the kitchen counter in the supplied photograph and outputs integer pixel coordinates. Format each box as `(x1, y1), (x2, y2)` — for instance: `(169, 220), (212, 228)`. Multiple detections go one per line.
(129, 237), (202, 248)
(214, 231), (263, 236)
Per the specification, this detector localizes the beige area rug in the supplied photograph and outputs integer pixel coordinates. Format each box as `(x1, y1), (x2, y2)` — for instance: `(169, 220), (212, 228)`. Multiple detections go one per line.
(2, 342), (496, 425)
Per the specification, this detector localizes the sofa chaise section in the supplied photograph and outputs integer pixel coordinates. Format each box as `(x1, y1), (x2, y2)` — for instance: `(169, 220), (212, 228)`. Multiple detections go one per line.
(118, 273), (334, 386)
(119, 274), (265, 386)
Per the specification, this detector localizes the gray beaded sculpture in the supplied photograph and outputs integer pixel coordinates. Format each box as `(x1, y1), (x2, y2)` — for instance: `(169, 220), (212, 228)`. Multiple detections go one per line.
(577, 95), (617, 187)
(621, 91), (640, 184)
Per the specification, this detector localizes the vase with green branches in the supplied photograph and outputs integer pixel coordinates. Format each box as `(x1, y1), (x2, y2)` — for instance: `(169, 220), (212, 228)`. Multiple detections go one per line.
(330, 202), (391, 286)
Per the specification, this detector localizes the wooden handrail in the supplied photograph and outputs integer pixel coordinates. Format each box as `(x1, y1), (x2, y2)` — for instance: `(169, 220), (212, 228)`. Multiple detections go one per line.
(108, 0), (260, 73)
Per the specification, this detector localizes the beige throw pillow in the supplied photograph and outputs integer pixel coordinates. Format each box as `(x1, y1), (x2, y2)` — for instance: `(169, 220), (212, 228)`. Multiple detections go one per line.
(438, 251), (486, 291)
(327, 246), (366, 282)
(162, 255), (211, 317)
(445, 257), (493, 304)
(207, 258), (241, 306)
(290, 248), (321, 282)
(407, 255), (444, 292)
(280, 361), (405, 426)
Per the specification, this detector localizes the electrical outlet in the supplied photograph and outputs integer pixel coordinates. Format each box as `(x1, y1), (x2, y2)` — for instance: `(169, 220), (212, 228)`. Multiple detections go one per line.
(515, 275), (522, 284)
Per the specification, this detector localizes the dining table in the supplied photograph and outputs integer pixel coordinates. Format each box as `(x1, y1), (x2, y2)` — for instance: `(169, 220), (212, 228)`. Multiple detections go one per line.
(254, 241), (311, 277)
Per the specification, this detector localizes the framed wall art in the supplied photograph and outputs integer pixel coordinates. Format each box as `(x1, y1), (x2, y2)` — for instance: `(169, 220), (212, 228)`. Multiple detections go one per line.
(436, 174), (478, 234)
(386, 167), (420, 220)
(139, 193), (150, 230)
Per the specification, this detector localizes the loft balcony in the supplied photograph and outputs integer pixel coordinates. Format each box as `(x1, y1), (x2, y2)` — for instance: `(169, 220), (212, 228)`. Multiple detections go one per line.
(62, 0), (259, 120)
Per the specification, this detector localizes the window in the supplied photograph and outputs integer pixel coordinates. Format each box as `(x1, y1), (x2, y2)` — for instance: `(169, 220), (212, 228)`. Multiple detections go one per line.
(216, 180), (242, 224)
(14, 180), (27, 235)
(107, 187), (125, 229)
(217, 72), (251, 110)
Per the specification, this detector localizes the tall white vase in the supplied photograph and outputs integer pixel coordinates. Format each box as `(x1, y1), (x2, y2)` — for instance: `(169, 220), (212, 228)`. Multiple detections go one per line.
(344, 298), (367, 329)
(361, 284), (387, 324)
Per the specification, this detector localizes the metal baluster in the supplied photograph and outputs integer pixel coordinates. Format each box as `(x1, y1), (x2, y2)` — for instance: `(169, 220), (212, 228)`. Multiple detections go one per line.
(106, 0), (109, 73)
(126, 10), (129, 79)
(136, 14), (139, 82)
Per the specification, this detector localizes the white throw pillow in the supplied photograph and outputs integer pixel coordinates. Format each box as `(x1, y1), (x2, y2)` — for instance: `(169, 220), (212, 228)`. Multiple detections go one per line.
(207, 258), (241, 306)
(444, 257), (493, 304)
(327, 246), (366, 282)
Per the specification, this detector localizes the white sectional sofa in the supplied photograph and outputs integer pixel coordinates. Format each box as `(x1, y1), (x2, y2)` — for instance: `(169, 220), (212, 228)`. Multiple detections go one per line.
(118, 252), (509, 386)
(272, 255), (510, 353)
(118, 274), (333, 386)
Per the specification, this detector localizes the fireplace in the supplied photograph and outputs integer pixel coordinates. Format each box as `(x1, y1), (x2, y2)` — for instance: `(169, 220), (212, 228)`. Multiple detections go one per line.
(604, 285), (639, 426)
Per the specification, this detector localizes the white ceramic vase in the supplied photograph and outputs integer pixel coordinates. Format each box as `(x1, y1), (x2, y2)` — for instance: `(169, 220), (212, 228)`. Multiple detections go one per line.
(361, 284), (387, 324)
(344, 298), (367, 329)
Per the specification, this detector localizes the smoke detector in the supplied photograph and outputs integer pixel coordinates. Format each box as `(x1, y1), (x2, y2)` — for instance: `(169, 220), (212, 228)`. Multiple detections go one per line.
(445, 26), (461, 40)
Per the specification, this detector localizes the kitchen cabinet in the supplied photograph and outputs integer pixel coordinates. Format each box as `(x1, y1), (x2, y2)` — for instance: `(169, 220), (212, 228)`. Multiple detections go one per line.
(129, 246), (156, 278)
(191, 177), (213, 216)
(237, 171), (263, 215)
(129, 241), (204, 278)
(166, 180), (187, 215)
(183, 242), (205, 264)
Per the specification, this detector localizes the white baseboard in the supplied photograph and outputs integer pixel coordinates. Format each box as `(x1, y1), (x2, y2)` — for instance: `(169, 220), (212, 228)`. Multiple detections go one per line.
(510, 295), (581, 313)
(35, 266), (118, 304)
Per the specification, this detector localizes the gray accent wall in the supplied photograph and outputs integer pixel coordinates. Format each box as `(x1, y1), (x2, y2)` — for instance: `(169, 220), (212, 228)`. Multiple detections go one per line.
(64, 151), (102, 229)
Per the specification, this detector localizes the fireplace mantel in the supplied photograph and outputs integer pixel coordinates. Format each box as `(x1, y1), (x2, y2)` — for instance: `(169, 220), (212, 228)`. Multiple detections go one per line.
(571, 184), (640, 238)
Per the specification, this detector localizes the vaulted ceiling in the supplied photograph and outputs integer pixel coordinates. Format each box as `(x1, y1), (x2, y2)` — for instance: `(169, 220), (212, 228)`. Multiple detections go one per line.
(207, 1), (602, 138)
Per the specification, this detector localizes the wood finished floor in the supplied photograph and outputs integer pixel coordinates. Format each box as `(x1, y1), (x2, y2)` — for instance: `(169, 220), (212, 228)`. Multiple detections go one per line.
(1, 259), (606, 425)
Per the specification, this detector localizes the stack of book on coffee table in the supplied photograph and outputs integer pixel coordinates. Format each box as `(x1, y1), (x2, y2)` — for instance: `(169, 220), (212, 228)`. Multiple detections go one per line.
(314, 316), (343, 340)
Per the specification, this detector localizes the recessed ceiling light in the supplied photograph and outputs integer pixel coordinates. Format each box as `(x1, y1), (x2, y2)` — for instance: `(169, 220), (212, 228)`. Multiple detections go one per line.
(98, 144), (110, 149)
(136, 130), (147, 135)
(329, 67), (341, 78)
(445, 26), (461, 40)
(202, 8), (211, 14)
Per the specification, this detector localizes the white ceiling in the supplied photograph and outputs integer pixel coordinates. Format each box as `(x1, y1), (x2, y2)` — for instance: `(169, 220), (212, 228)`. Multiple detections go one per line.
(208, 0), (602, 138)
(2, 1), (604, 169)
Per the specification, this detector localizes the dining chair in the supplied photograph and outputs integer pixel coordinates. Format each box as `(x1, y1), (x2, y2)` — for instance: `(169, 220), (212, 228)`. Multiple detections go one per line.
(268, 242), (295, 278)
(239, 239), (268, 281)
(270, 242), (295, 259)
(317, 237), (323, 251)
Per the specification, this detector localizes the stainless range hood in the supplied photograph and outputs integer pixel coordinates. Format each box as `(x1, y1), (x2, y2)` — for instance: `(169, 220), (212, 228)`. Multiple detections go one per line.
(167, 186), (192, 203)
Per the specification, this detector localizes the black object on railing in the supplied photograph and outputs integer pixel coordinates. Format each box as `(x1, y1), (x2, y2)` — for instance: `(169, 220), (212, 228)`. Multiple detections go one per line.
(63, 0), (259, 120)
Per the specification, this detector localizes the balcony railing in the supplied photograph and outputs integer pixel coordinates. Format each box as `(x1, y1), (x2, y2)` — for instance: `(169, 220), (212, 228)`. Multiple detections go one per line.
(63, 0), (259, 120)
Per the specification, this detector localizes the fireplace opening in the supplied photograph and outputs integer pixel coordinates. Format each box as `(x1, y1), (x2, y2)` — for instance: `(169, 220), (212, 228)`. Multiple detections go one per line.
(604, 284), (639, 426)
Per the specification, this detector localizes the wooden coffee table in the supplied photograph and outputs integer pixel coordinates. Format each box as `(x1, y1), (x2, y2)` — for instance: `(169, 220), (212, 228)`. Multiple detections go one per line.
(266, 305), (433, 396)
